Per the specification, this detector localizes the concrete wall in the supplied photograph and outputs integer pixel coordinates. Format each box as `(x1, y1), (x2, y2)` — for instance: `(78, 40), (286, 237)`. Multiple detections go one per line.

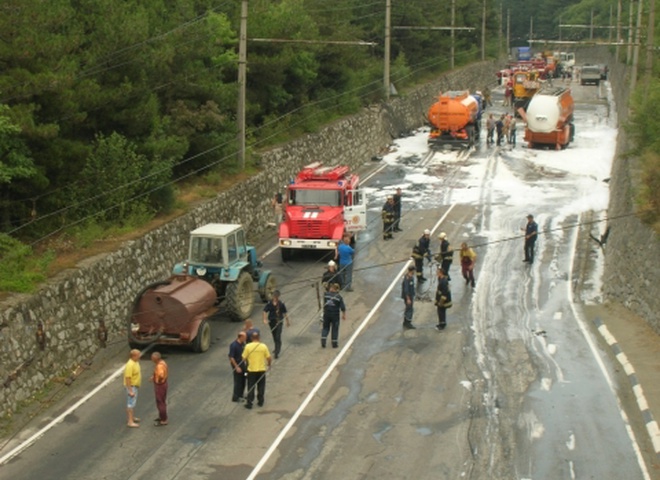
(0, 61), (498, 416)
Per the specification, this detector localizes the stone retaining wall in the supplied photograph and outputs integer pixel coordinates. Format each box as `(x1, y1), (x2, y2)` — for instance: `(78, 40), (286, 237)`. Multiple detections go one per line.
(0, 60), (498, 416)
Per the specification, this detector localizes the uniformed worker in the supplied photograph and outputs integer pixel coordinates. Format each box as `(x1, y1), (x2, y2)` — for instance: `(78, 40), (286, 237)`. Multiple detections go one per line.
(434, 267), (452, 331)
(322, 260), (343, 291)
(414, 229), (432, 282)
(401, 265), (416, 330)
(436, 232), (453, 281)
(411, 243), (426, 283)
(321, 283), (346, 348)
(392, 188), (403, 231)
(382, 196), (396, 240)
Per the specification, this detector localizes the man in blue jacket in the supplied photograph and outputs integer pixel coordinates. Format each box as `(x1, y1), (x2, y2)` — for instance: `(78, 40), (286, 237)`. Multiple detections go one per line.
(336, 234), (355, 291)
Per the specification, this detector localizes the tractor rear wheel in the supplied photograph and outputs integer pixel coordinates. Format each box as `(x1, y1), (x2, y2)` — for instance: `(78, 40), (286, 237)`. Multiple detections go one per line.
(226, 271), (255, 321)
(192, 320), (211, 353)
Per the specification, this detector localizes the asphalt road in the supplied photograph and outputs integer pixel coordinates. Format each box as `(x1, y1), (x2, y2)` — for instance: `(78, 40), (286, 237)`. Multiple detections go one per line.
(0, 80), (657, 480)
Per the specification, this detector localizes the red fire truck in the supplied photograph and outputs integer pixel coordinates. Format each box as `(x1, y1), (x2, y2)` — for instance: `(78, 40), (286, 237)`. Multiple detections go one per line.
(278, 162), (367, 260)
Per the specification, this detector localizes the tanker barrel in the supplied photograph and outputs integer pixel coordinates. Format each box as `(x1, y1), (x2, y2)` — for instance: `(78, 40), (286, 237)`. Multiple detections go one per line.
(129, 275), (217, 344)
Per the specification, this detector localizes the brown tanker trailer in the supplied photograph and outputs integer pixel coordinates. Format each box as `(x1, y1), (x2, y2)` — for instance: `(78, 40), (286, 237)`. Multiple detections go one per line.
(128, 274), (217, 352)
(519, 86), (575, 150)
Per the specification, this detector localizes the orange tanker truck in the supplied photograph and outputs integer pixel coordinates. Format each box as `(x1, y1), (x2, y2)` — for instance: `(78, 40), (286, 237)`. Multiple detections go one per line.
(519, 86), (575, 150)
(427, 90), (483, 149)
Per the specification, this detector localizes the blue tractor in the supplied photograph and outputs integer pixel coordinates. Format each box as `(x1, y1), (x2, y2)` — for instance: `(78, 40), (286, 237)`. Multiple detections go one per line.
(173, 223), (276, 321)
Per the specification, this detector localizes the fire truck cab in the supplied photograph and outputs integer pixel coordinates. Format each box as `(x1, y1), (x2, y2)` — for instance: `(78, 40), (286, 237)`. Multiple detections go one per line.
(278, 163), (367, 261)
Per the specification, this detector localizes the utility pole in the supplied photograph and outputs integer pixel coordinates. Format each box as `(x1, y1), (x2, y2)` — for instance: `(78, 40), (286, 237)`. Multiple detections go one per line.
(616, 0), (622, 60)
(631, 0), (643, 90)
(481, 0), (486, 61)
(237, 0), (248, 170)
(627, 0), (634, 63)
(451, 0), (456, 69)
(590, 9), (594, 41)
(529, 17), (533, 46)
(384, 0), (391, 101)
(647, 0), (656, 74)
(506, 9), (510, 56)
(498, 1), (502, 58)
(609, 5), (613, 43)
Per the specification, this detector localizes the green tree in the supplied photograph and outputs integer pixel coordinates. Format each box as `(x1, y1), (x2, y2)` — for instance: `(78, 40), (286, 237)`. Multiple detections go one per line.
(0, 105), (38, 230)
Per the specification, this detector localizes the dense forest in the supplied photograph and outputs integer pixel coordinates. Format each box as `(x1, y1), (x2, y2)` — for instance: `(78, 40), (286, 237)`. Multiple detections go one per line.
(0, 0), (657, 292)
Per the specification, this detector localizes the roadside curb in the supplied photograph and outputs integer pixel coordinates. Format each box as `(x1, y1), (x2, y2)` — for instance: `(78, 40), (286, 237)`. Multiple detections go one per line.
(593, 316), (660, 459)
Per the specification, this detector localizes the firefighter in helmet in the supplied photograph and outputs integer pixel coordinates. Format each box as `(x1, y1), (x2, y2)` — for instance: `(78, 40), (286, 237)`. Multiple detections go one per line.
(382, 196), (395, 240)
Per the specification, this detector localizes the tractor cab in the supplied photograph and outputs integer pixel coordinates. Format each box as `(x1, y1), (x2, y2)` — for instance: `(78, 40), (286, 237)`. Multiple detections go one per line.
(187, 223), (249, 275)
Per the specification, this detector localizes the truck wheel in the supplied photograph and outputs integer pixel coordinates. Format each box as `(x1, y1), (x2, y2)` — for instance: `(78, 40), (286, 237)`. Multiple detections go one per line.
(226, 271), (255, 321)
(192, 320), (211, 353)
(281, 247), (292, 261)
(259, 272), (277, 303)
(466, 126), (475, 147)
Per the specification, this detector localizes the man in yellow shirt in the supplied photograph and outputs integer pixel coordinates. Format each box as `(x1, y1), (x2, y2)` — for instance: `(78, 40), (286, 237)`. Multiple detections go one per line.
(124, 349), (142, 428)
(241, 332), (272, 409)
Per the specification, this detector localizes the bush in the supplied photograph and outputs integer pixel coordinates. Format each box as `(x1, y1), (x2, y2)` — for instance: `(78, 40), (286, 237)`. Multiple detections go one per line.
(0, 234), (52, 293)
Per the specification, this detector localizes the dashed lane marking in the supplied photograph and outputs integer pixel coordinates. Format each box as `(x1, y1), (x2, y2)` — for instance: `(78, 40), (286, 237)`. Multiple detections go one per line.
(593, 317), (660, 459)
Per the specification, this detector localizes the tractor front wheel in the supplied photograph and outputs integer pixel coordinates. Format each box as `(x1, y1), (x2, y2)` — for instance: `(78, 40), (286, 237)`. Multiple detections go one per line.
(259, 272), (277, 303)
(226, 271), (255, 321)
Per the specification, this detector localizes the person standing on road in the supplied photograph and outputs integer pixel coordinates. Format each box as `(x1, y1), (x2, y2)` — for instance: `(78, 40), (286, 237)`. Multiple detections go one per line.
(124, 349), (142, 428)
(322, 260), (343, 291)
(242, 319), (260, 344)
(392, 188), (403, 231)
(503, 81), (512, 106)
(242, 331), (272, 409)
(263, 290), (290, 359)
(382, 196), (396, 240)
(337, 234), (355, 291)
(401, 265), (417, 330)
(150, 352), (168, 426)
(412, 229), (432, 283)
(509, 116), (517, 146)
(411, 242), (426, 284)
(522, 214), (538, 263)
(270, 192), (283, 227)
(435, 268), (452, 331)
(321, 282), (346, 348)
(436, 232), (453, 281)
(418, 229), (432, 259)
(486, 114), (495, 146)
(459, 242), (477, 288)
(228, 331), (247, 402)
(496, 115), (504, 146)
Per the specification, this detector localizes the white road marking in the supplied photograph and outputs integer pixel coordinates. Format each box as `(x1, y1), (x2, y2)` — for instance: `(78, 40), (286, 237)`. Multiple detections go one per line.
(553, 312), (562, 321)
(566, 215), (651, 479)
(0, 365), (124, 465)
(0, 345), (155, 466)
(245, 203), (457, 480)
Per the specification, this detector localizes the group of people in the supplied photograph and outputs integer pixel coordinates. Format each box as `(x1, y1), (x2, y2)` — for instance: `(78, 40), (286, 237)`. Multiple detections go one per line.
(227, 292), (290, 409)
(123, 211), (539, 419)
(486, 113), (517, 147)
(401, 230), (477, 330)
(123, 349), (169, 428)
